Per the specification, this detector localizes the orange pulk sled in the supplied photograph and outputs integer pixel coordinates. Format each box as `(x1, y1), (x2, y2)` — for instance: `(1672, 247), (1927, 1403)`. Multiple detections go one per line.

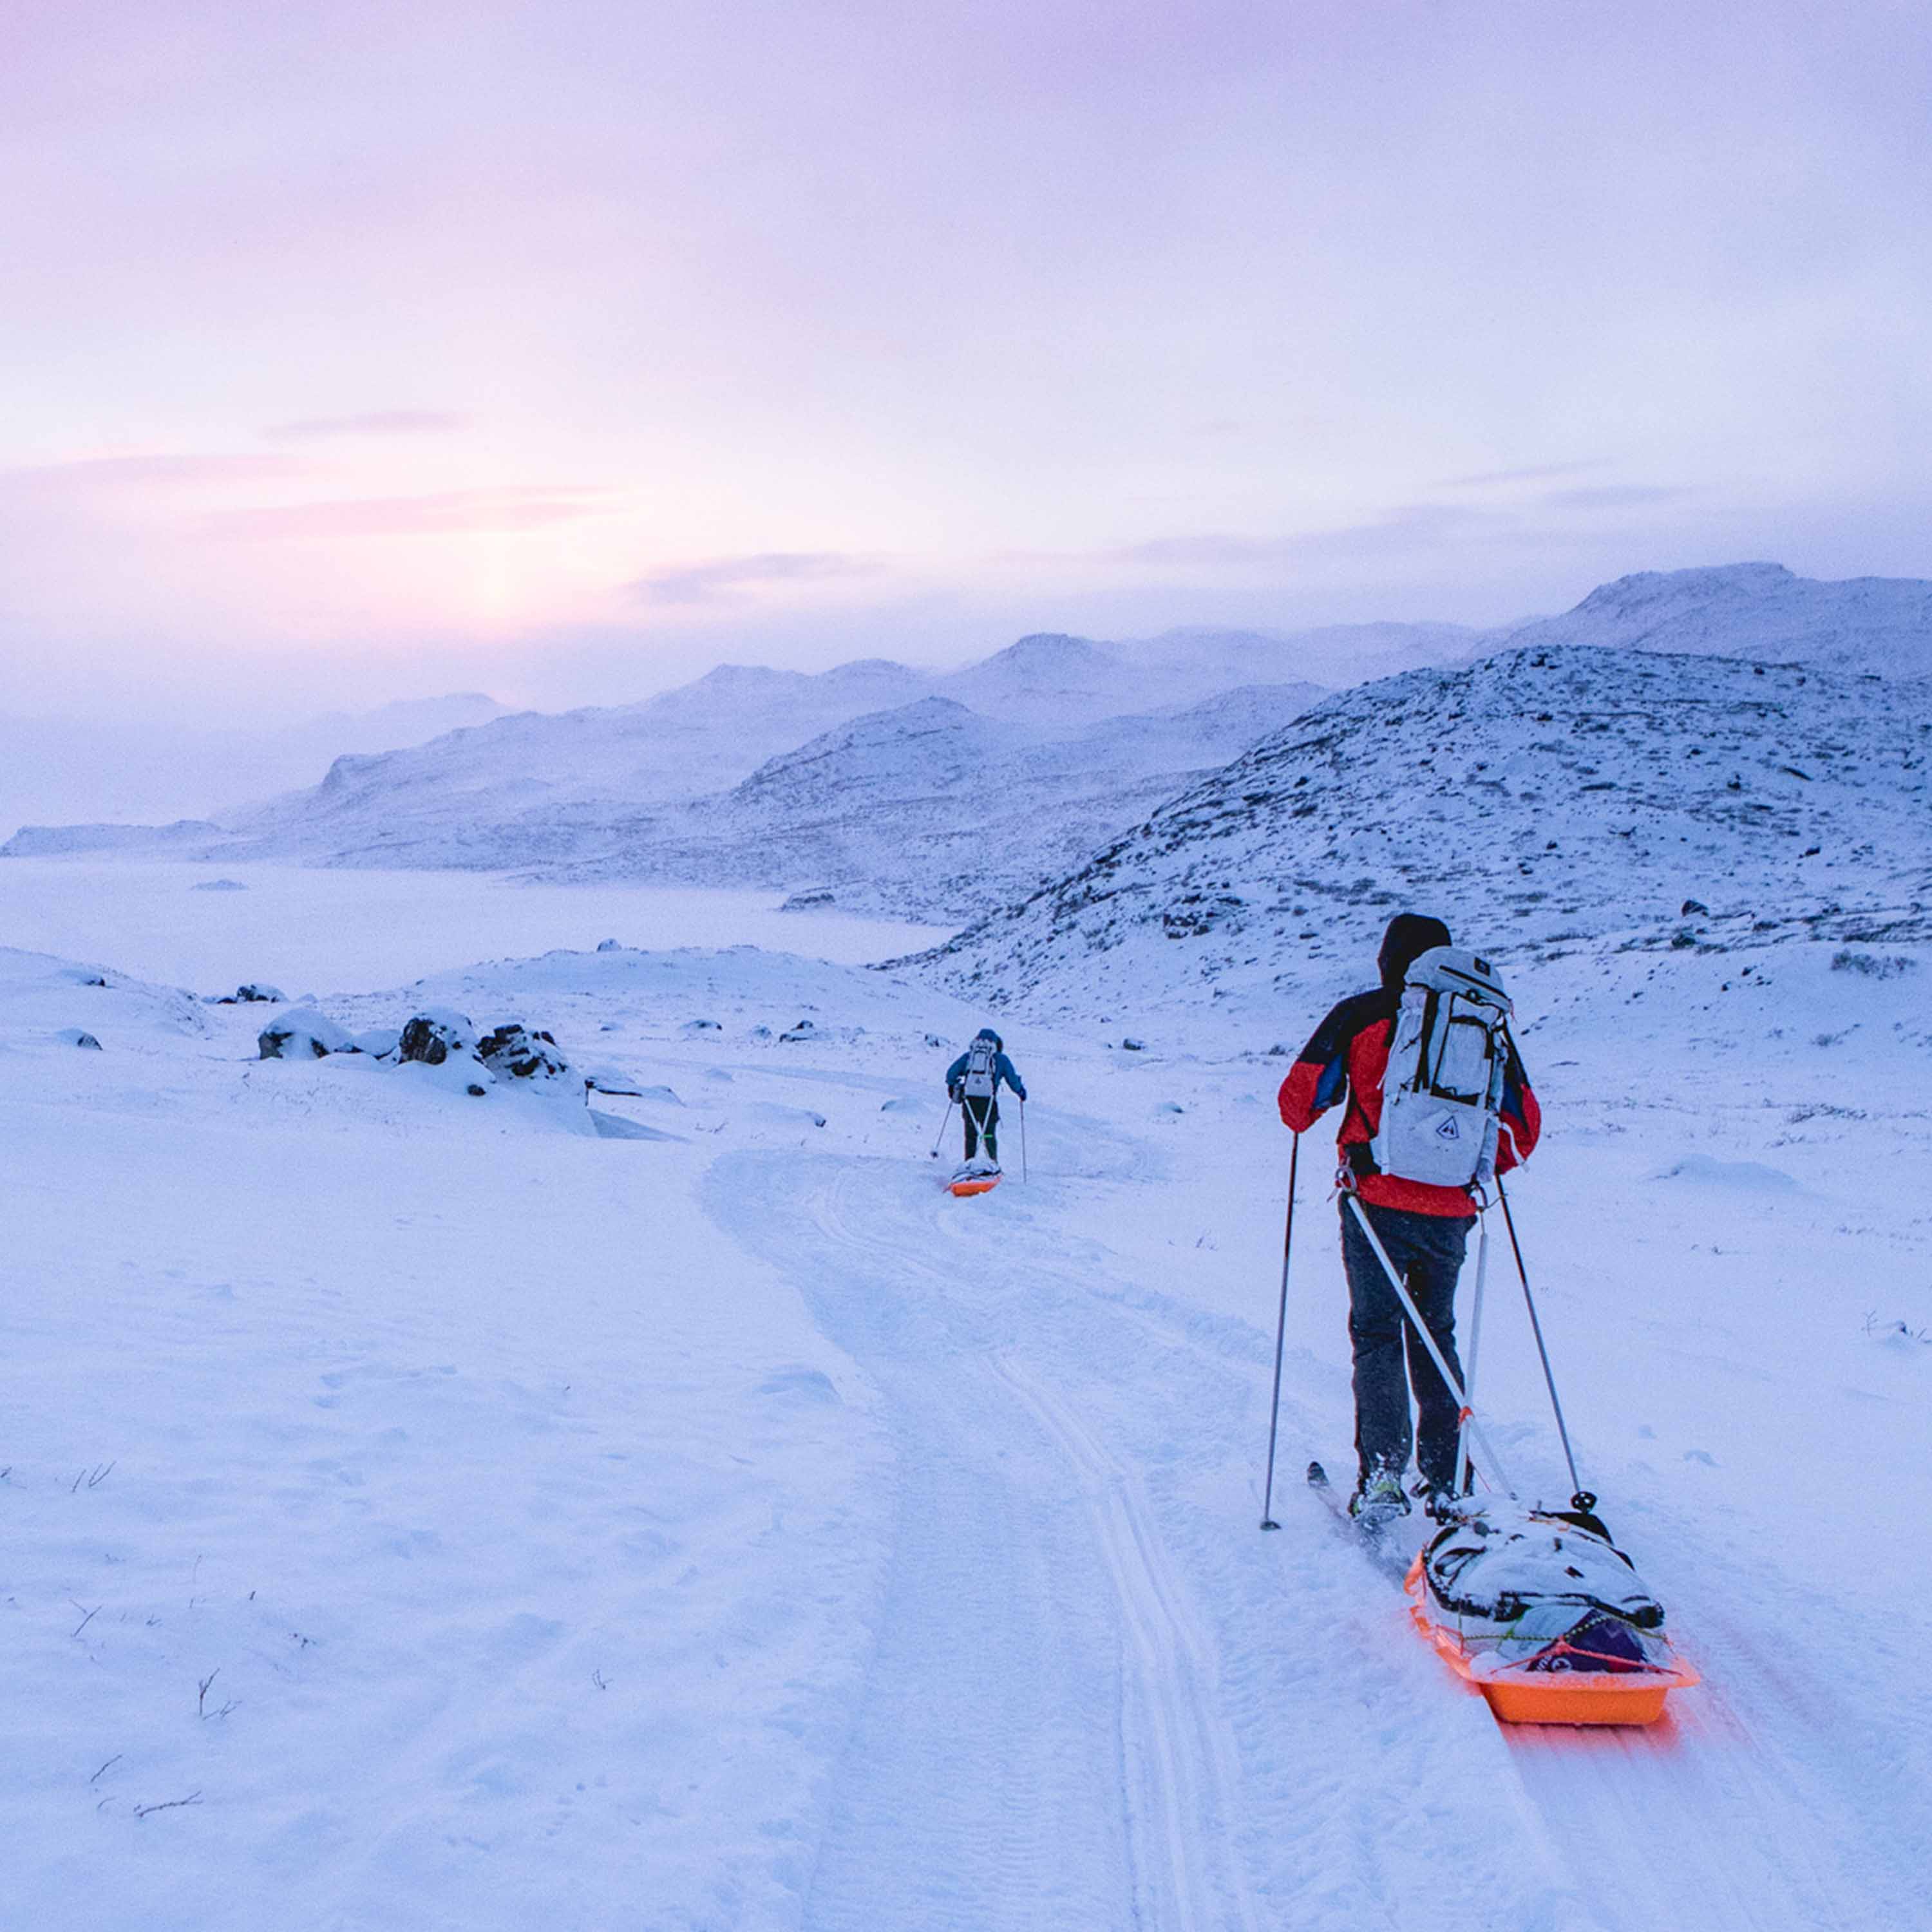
(1345, 1186), (1700, 1727)
(1402, 1504), (1699, 1726)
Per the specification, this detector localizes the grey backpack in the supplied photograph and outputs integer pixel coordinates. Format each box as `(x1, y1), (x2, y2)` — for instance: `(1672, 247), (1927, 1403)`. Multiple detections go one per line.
(1370, 947), (1513, 1190)
(962, 1037), (998, 1101)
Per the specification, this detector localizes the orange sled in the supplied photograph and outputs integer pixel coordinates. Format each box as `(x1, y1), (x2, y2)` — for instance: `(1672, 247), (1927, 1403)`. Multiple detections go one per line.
(1404, 1553), (1698, 1726)
(949, 1175), (1001, 1198)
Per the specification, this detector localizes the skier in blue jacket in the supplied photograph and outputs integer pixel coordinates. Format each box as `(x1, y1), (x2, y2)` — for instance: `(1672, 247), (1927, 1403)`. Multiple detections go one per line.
(945, 1028), (1027, 1171)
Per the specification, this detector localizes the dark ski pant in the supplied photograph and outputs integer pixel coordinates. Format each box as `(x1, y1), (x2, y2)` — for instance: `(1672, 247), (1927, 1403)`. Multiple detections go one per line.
(1340, 1198), (1472, 1495)
(963, 1094), (1000, 1162)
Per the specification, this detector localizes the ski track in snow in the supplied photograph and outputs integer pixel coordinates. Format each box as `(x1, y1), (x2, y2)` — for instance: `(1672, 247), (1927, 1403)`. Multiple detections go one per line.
(711, 1151), (1262, 1932)
(1506, 1581), (1927, 1932)
(708, 1122), (1927, 1932)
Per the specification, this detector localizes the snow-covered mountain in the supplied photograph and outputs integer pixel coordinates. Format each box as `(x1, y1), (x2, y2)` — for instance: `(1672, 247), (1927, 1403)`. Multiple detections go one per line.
(12, 565), (1932, 936)
(1505, 563), (1932, 677)
(915, 644), (1932, 1021)
(0, 692), (507, 843)
(549, 681), (1328, 918)
(0, 621), (1485, 866)
(1124, 620), (1490, 691)
(3, 635), (1333, 903)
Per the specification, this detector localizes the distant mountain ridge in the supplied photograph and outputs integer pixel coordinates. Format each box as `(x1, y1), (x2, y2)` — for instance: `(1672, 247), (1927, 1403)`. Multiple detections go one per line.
(1504, 562), (1932, 677)
(914, 643), (1932, 1019)
(8, 564), (1931, 938)
(545, 680), (1328, 918)
(0, 692), (508, 846)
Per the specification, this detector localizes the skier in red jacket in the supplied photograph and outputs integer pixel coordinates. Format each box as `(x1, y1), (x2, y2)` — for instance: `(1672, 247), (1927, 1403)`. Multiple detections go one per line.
(1278, 913), (1540, 1519)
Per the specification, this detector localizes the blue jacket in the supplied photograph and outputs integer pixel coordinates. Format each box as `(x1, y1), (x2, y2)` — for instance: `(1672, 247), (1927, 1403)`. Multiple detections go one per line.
(945, 1044), (1026, 1101)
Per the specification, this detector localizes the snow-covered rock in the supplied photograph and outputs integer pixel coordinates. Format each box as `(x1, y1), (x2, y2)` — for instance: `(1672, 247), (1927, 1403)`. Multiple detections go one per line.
(476, 1022), (573, 1084)
(258, 1006), (357, 1059)
(395, 1010), (477, 1065)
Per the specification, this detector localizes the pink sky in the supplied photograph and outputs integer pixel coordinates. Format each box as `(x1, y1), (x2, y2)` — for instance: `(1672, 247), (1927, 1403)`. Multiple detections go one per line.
(3, 0), (1929, 721)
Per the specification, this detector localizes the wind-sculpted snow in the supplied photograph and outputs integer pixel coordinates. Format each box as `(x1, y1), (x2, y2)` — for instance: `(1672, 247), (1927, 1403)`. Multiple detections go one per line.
(916, 645), (1932, 1019)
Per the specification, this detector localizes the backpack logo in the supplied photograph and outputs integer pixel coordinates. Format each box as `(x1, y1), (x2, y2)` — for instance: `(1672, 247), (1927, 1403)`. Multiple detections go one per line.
(1434, 1116), (1461, 1141)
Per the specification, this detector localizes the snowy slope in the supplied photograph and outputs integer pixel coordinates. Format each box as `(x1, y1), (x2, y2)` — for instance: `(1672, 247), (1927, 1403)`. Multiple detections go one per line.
(0, 694), (507, 846)
(5, 905), (1929, 1932)
(1506, 562), (1932, 678)
(0, 628), (1383, 873)
(215, 661), (938, 864)
(6, 674), (1327, 924)
(550, 683), (1328, 920)
(1125, 619), (1493, 690)
(918, 645), (1932, 1025)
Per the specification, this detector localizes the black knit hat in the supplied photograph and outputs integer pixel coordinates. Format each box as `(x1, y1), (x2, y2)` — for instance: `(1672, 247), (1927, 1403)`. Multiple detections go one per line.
(1377, 913), (1452, 992)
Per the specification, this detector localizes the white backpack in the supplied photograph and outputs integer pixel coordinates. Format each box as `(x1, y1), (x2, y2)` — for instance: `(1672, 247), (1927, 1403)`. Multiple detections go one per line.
(1370, 947), (1513, 1190)
(962, 1037), (998, 1101)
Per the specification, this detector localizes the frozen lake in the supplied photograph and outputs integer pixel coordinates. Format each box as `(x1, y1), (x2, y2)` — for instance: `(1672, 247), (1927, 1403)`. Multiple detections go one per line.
(0, 859), (954, 994)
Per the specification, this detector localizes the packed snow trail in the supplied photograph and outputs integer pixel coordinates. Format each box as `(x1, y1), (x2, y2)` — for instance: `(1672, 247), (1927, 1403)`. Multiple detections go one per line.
(707, 1104), (1931, 1932)
(714, 1156), (1260, 1932)
(705, 1135), (1602, 1932)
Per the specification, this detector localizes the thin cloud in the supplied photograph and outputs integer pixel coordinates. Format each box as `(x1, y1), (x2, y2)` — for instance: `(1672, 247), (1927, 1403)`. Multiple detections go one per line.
(264, 410), (471, 443)
(1439, 459), (1609, 489)
(1545, 484), (1690, 510)
(632, 551), (882, 605)
(207, 486), (618, 539)
(4, 453), (305, 491)
(1113, 504), (1496, 569)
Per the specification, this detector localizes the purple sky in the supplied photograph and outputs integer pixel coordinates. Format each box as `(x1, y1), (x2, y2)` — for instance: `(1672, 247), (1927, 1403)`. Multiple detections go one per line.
(3, 0), (1929, 720)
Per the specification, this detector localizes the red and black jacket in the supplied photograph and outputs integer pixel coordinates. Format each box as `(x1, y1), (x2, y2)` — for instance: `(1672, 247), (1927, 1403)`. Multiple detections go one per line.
(1277, 989), (1540, 1218)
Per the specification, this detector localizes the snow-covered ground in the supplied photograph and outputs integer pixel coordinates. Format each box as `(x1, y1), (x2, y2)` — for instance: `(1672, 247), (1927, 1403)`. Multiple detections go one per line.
(5, 864), (1927, 1931)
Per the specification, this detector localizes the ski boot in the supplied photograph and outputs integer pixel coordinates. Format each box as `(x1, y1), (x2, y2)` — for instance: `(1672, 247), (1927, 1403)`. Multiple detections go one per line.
(1349, 1470), (1410, 1528)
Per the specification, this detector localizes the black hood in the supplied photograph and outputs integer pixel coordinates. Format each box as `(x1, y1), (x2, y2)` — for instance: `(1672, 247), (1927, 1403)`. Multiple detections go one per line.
(1377, 913), (1452, 993)
(974, 1027), (1003, 1050)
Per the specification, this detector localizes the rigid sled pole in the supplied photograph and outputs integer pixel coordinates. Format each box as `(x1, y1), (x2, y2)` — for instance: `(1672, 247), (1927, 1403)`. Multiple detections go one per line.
(1495, 1178), (1592, 1510)
(930, 1099), (956, 1159)
(1345, 1194), (1515, 1498)
(1258, 1133), (1300, 1531)
(1455, 1211), (1490, 1500)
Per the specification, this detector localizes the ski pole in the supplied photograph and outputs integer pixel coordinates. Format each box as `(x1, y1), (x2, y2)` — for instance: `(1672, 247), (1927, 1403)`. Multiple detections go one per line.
(1019, 1097), (1028, 1182)
(930, 1099), (956, 1159)
(1495, 1177), (1592, 1511)
(1259, 1132), (1300, 1531)
(1455, 1208), (1490, 1498)
(1345, 1193), (1515, 1498)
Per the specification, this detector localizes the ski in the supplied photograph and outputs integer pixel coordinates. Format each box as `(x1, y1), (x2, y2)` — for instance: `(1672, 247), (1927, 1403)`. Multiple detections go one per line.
(1306, 1461), (1420, 1586)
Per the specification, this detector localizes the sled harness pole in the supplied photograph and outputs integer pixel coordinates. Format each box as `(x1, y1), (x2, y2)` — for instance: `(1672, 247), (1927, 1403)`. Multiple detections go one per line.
(1495, 1177), (1593, 1513)
(1455, 1208), (1491, 1500)
(930, 1098), (955, 1159)
(1259, 1132), (1300, 1531)
(1345, 1193), (1516, 1498)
